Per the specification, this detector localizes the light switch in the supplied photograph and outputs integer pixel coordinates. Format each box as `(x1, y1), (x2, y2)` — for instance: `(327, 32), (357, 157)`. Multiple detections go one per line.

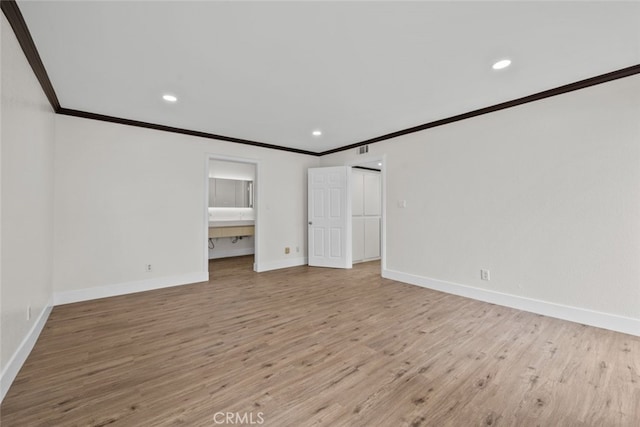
(398, 200), (407, 208)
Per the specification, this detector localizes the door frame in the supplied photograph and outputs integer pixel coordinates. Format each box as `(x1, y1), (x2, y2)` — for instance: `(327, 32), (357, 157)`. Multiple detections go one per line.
(345, 155), (387, 272)
(204, 154), (261, 272)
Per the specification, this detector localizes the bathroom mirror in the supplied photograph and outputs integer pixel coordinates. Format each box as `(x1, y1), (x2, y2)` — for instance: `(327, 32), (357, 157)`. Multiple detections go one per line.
(209, 178), (253, 208)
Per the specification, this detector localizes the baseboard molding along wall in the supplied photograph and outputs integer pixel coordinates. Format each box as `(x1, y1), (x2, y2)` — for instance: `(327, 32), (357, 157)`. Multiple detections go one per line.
(1, 299), (53, 402)
(6, 265), (636, 404)
(1, 271), (208, 403)
(209, 248), (255, 260)
(256, 257), (308, 273)
(53, 272), (209, 306)
(383, 268), (639, 337)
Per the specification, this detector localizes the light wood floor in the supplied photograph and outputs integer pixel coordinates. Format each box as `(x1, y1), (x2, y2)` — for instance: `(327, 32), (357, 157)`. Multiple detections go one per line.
(2, 256), (639, 426)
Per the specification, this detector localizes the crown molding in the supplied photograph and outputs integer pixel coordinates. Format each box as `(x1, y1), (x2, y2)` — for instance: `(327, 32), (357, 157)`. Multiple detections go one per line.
(57, 108), (318, 156)
(1, 0), (59, 110)
(4, 1), (639, 156)
(320, 64), (640, 156)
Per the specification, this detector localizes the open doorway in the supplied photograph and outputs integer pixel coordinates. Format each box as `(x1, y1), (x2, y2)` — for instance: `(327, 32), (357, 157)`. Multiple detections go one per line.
(306, 158), (386, 273)
(206, 156), (258, 277)
(347, 156), (386, 274)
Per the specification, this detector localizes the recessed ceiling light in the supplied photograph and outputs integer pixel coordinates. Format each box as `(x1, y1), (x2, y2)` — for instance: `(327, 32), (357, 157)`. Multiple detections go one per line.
(378, 162), (382, 166)
(312, 130), (322, 137)
(162, 94), (178, 102)
(492, 59), (511, 70)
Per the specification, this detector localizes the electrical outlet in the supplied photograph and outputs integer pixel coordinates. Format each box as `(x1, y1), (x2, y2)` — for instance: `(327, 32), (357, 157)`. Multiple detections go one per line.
(296, 246), (300, 253)
(284, 247), (290, 254)
(146, 264), (152, 272)
(27, 305), (31, 321)
(480, 269), (490, 281)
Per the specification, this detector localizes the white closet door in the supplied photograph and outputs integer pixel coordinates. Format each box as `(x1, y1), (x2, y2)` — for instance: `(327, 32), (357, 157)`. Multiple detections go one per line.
(364, 217), (380, 259)
(364, 173), (381, 216)
(352, 171), (364, 216)
(352, 217), (365, 262)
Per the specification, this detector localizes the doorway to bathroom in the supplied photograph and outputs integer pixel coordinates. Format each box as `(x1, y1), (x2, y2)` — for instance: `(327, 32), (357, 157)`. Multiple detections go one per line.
(206, 156), (258, 276)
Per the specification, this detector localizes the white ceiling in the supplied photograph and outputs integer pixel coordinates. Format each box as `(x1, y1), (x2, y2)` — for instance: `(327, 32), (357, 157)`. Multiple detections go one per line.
(17, 1), (640, 154)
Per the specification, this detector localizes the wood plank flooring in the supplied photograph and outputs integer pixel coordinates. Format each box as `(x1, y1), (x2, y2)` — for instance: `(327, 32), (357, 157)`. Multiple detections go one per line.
(2, 256), (639, 426)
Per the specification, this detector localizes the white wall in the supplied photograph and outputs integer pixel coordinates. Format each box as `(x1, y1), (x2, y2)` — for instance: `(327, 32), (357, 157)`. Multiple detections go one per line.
(208, 235), (254, 260)
(1, 15), (55, 397)
(53, 115), (318, 296)
(209, 159), (255, 180)
(321, 75), (640, 334)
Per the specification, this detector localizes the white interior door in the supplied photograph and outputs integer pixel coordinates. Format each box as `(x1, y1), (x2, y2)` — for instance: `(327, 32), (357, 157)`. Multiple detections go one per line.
(308, 166), (352, 268)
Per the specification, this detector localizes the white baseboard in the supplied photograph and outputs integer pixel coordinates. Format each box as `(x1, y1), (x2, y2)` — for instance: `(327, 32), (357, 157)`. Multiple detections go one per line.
(256, 257), (308, 272)
(2, 272), (207, 401)
(1, 299), (53, 403)
(353, 257), (381, 264)
(53, 272), (209, 306)
(383, 269), (639, 337)
(209, 248), (255, 260)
